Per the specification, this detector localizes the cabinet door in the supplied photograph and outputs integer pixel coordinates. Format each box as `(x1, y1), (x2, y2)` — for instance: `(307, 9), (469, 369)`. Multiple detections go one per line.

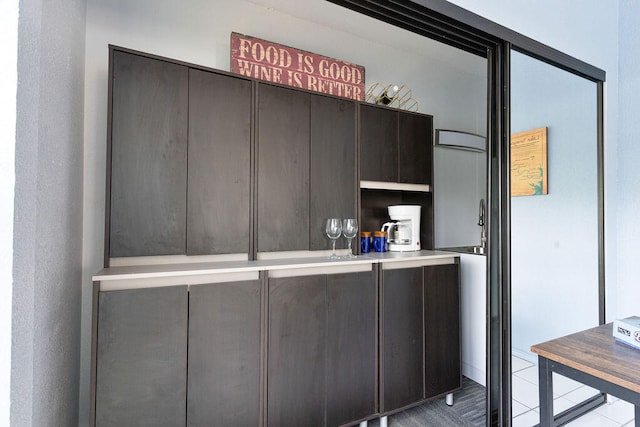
(424, 263), (461, 398)
(359, 105), (398, 182)
(268, 275), (326, 427)
(310, 94), (357, 251)
(257, 84), (310, 252)
(381, 268), (424, 412)
(110, 51), (188, 257)
(398, 112), (432, 185)
(96, 286), (188, 427)
(187, 280), (261, 426)
(187, 70), (252, 255)
(326, 271), (376, 426)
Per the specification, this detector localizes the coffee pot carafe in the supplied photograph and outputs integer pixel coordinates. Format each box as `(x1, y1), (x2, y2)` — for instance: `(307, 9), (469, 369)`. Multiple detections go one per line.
(381, 205), (421, 251)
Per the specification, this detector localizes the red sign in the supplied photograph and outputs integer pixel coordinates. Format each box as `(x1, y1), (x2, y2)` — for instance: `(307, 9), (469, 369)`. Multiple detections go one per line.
(231, 32), (365, 101)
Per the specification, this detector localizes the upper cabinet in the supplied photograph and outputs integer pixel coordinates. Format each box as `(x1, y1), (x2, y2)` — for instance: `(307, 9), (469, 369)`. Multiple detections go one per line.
(399, 112), (433, 185)
(359, 104), (433, 186)
(107, 47), (428, 259)
(309, 94), (357, 251)
(360, 105), (398, 183)
(257, 83), (357, 253)
(187, 69), (252, 256)
(256, 84), (311, 253)
(109, 51), (189, 257)
(108, 49), (252, 259)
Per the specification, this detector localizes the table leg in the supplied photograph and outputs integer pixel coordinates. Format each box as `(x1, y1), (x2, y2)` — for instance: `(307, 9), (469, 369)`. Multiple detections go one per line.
(538, 356), (554, 427)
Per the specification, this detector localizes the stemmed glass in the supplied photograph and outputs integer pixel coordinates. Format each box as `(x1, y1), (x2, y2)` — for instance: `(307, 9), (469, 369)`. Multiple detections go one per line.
(325, 218), (342, 259)
(342, 218), (358, 258)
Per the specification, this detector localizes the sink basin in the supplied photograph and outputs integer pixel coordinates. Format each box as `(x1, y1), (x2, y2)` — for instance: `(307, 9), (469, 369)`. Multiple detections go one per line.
(439, 246), (486, 255)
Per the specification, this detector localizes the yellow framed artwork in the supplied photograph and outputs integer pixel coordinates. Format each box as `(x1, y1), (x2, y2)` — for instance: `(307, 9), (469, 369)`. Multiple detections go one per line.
(510, 127), (548, 197)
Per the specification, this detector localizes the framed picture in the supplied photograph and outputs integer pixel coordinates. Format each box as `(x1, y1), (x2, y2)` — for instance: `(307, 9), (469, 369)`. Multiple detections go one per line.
(510, 127), (548, 197)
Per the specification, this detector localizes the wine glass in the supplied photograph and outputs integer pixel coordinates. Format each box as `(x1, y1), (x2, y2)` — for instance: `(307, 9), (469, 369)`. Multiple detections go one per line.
(325, 218), (342, 259)
(342, 218), (358, 258)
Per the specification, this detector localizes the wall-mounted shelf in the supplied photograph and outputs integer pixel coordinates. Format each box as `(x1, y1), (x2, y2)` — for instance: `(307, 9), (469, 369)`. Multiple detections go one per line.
(360, 180), (431, 193)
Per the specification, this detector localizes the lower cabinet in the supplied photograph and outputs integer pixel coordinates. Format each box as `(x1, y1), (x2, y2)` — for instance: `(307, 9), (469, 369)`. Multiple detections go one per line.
(381, 267), (425, 412)
(187, 280), (262, 426)
(93, 259), (459, 427)
(268, 274), (326, 426)
(326, 272), (377, 426)
(267, 269), (376, 427)
(94, 280), (261, 427)
(424, 263), (461, 398)
(95, 285), (189, 427)
(380, 261), (461, 414)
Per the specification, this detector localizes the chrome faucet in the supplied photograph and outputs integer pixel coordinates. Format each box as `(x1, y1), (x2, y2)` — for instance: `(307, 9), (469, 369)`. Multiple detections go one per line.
(478, 198), (487, 249)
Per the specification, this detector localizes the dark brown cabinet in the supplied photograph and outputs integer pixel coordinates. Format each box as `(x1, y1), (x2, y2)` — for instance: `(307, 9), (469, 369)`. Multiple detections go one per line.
(399, 112), (432, 185)
(95, 286), (188, 427)
(310, 95), (357, 250)
(257, 84), (310, 252)
(93, 260), (458, 427)
(257, 84), (357, 253)
(94, 280), (261, 427)
(326, 272), (377, 426)
(380, 262), (460, 414)
(109, 51), (189, 257)
(268, 275), (326, 426)
(108, 49), (253, 259)
(187, 280), (261, 426)
(101, 46), (455, 427)
(267, 270), (376, 427)
(187, 69), (252, 255)
(424, 263), (461, 398)
(359, 104), (433, 185)
(359, 104), (398, 183)
(381, 267), (425, 412)
(108, 49), (436, 260)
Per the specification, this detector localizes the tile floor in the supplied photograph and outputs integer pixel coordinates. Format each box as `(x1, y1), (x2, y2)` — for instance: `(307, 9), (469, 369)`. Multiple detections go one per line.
(512, 355), (636, 426)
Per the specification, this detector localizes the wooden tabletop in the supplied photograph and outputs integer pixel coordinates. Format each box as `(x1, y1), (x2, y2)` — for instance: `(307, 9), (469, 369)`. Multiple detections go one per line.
(531, 323), (640, 394)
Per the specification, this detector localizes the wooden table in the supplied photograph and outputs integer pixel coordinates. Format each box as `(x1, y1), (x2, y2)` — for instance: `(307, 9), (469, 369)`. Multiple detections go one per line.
(531, 323), (640, 426)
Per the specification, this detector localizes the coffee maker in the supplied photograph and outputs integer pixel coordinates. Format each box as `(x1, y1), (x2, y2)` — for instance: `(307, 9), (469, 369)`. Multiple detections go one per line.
(381, 205), (421, 252)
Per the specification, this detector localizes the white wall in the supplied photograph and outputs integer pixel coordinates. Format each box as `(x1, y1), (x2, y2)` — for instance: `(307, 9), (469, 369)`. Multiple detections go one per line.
(0, 1), (19, 423)
(617, 2), (640, 320)
(510, 51), (599, 357)
(445, 0), (622, 321)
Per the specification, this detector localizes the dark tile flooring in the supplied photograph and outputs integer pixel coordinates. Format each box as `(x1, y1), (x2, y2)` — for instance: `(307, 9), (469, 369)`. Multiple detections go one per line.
(366, 377), (486, 427)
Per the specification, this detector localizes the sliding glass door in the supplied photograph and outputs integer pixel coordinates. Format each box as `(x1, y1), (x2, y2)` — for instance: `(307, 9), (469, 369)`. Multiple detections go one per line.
(509, 48), (602, 424)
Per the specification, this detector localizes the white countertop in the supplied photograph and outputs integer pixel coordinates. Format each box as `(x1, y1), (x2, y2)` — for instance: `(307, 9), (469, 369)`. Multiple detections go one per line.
(93, 250), (458, 282)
